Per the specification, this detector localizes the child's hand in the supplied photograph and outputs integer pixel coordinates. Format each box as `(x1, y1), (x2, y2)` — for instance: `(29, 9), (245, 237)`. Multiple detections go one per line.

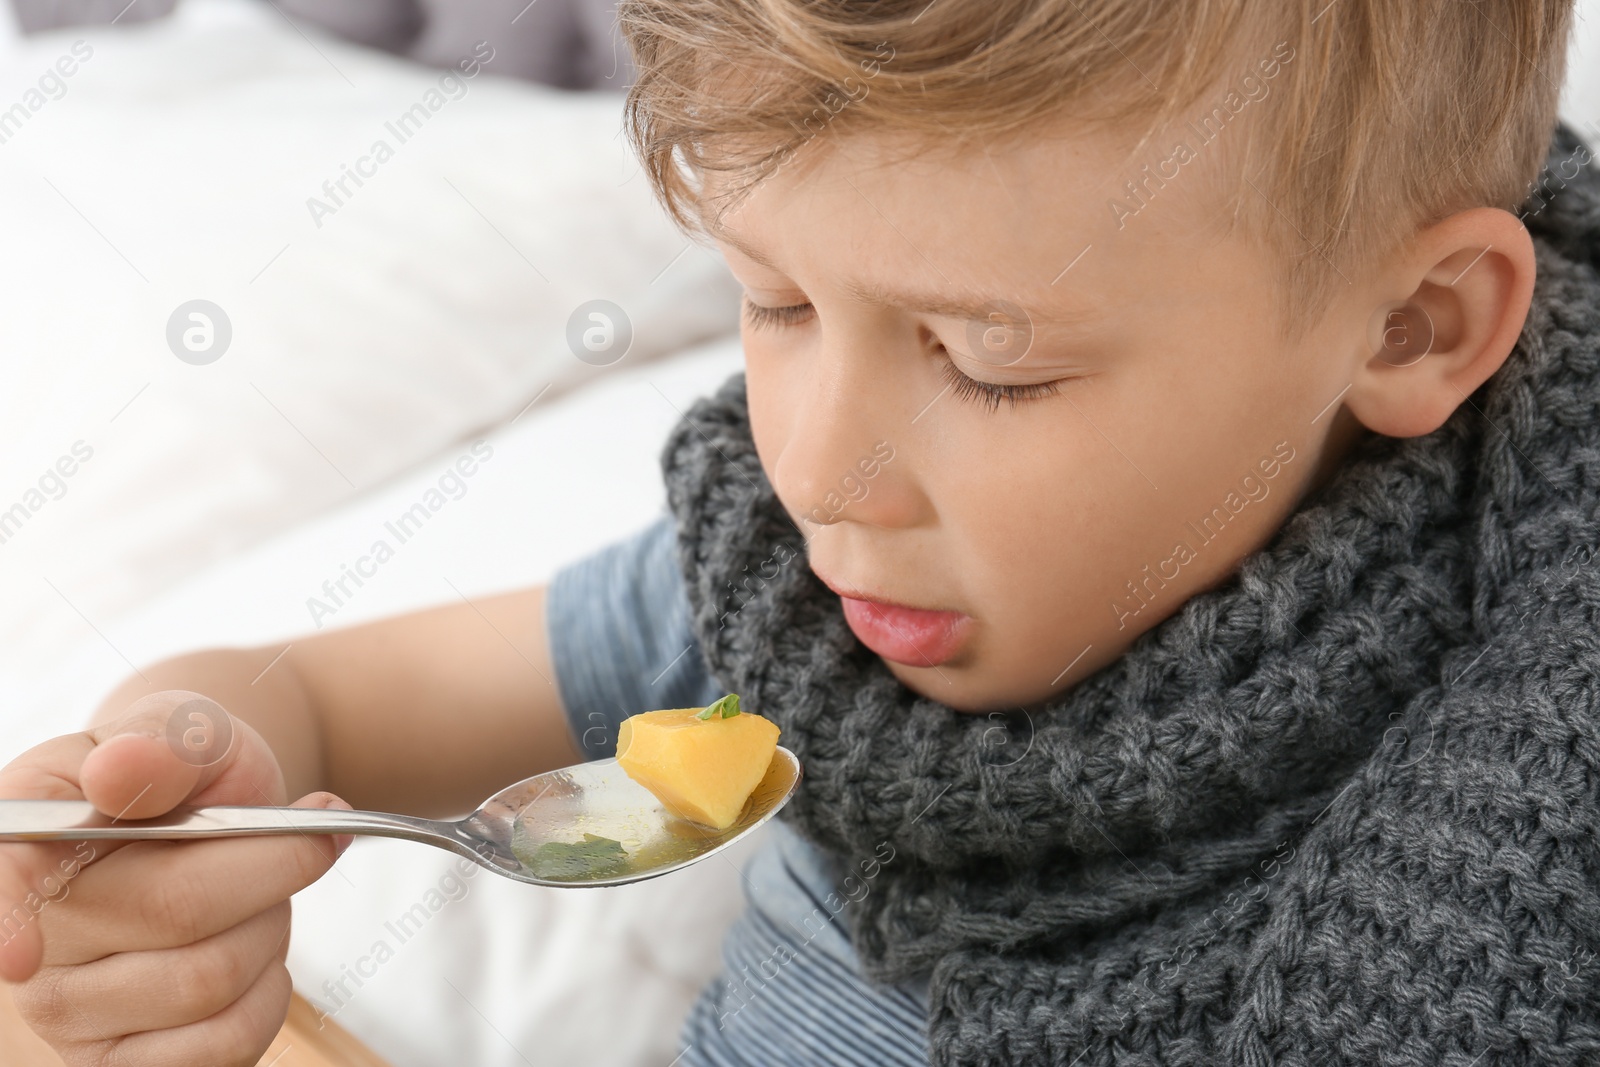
(0, 690), (352, 1066)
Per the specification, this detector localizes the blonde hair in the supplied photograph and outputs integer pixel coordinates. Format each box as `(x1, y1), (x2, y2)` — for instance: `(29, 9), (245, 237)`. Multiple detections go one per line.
(618, 0), (1576, 338)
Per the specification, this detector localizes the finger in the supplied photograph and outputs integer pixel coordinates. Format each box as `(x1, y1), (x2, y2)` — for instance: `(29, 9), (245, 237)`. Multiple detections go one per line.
(97, 957), (292, 1067)
(0, 730), (111, 983)
(276, 900), (293, 965)
(0, 693), (284, 983)
(15, 901), (291, 1042)
(0, 839), (99, 983)
(38, 793), (350, 965)
(81, 691), (286, 819)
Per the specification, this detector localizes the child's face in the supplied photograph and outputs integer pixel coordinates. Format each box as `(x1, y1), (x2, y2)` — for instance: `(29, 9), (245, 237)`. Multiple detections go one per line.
(709, 125), (1365, 713)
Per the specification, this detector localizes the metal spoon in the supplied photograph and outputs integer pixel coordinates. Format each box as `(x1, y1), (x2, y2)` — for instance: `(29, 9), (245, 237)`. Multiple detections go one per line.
(0, 747), (801, 888)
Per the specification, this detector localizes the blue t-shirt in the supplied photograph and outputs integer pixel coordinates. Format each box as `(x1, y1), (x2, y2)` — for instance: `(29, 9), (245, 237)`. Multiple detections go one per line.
(545, 513), (931, 1066)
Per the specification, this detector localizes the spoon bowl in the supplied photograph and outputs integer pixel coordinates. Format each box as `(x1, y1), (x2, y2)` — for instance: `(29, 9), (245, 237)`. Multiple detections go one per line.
(0, 747), (801, 888)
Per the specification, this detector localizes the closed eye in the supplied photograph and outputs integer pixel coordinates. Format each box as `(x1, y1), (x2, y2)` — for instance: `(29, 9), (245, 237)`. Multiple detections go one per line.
(742, 294), (1069, 411)
(938, 359), (1065, 411)
(742, 296), (815, 330)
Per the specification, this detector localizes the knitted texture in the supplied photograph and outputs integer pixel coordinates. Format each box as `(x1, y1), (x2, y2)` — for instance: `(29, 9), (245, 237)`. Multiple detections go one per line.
(660, 120), (1600, 1065)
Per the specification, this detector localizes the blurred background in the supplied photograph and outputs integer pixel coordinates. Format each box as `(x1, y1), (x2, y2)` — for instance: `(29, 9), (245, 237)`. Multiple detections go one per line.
(0, 3), (749, 1064)
(0, 2), (1596, 1065)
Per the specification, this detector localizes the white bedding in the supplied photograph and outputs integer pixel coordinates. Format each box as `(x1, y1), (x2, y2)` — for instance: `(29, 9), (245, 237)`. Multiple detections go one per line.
(0, 333), (753, 1067)
(0, 3), (751, 1062)
(1, 2), (1598, 1065)
(0, 0), (740, 678)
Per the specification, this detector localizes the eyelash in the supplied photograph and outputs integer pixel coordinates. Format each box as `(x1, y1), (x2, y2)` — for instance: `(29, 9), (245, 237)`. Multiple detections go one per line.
(937, 359), (1062, 412)
(742, 297), (815, 330)
(740, 296), (1065, 411)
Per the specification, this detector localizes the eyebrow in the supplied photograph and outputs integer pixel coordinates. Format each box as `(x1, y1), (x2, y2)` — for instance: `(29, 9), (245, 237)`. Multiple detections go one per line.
(710, 221), (1102, 330)
(708, 221), (779, 270)
(838, 278), (1100, 329)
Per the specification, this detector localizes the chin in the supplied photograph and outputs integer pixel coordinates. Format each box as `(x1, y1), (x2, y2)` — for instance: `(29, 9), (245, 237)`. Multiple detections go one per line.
(884, 659), (1009, 714)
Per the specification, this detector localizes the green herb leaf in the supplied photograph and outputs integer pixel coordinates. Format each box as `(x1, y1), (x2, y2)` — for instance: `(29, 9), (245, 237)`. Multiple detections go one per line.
(519, 833), (629, 880)
(695, 693), (742, 720)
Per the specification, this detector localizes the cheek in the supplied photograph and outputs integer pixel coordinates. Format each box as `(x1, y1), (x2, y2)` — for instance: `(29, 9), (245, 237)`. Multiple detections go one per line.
(926, 351), (1292, 667)
(930, 414), (1119, 598)
(917, 432), (1123, 697)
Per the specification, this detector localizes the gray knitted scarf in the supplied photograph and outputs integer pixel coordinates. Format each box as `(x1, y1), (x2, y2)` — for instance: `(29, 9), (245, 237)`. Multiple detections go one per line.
(660, 121), (1600, 1065)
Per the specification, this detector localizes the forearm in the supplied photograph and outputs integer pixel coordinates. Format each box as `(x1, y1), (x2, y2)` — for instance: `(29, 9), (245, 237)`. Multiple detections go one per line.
(287, 585), (582, 817)
(88, 585), (580, 818)
(90, 645), (326, 801)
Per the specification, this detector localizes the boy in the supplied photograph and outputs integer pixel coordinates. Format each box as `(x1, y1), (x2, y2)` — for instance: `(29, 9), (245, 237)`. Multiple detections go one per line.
(4, 0), (1598, 1063)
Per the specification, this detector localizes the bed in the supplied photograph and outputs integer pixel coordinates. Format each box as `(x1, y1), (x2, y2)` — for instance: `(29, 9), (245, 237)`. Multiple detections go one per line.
(1, 1), (1597, 1064)
(0, 3), (750, 1063)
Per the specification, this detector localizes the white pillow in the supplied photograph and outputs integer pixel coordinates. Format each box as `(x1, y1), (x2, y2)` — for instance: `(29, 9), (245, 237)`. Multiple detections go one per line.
(0, 0), (739, 674)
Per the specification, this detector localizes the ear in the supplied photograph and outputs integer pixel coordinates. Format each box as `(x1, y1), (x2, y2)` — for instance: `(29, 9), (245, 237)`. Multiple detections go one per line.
(1342, 206), (1537, 438)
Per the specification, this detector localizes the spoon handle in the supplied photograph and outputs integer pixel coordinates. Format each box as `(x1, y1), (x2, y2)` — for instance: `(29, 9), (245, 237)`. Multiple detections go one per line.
(0, 799), (447, 846)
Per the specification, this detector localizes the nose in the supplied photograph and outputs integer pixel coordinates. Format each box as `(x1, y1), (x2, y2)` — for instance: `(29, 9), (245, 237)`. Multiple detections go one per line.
(768, 342), (922, 533)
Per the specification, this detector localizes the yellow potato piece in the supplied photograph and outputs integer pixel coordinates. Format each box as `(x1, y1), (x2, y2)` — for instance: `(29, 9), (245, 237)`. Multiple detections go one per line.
(616, 706), (781, 830)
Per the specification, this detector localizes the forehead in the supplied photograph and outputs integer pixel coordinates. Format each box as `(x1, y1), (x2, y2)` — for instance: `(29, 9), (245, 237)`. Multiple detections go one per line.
(703, 121), (1237, 325)
(710, 214), (1103, 329)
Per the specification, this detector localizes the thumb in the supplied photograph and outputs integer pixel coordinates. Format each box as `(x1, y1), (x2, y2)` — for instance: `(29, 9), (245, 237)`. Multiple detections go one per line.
(80, 690), (286, 819)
